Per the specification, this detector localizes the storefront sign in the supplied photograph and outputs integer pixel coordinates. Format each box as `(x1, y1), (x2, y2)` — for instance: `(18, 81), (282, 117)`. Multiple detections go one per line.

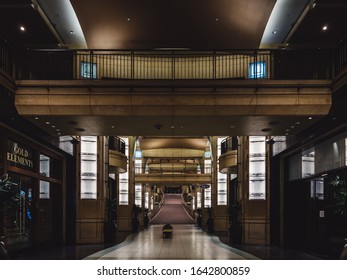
(7, 141), (34, 169)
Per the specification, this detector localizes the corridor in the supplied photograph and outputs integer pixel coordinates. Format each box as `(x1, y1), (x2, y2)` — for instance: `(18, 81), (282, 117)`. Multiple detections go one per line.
(85, 193), (258, 260)
(12, 193), (324, 260)
(84, 224), (258, 260)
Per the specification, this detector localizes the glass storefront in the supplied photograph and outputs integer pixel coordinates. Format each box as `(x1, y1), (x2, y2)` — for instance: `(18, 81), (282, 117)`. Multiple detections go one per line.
(288, 130), (347, 180)
(1, 129), (65, 254)
(5, 173), (34, 250)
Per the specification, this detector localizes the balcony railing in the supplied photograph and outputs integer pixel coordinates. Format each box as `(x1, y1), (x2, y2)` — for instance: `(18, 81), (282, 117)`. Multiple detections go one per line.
(0, 39), (13, 78)
(108, 136), (126, 155)
(2, 34), (347, 82)
(335, 38), (347, 77)
(9, 48), (334, 81)
(221, 137), (238, 155)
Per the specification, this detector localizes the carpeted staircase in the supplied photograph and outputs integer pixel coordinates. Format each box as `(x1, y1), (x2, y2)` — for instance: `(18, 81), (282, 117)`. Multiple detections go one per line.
(150, 194), (195, 224)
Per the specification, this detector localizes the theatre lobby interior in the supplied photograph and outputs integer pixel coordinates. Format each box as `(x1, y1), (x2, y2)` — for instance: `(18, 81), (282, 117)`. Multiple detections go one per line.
(1, 0), (347, 260)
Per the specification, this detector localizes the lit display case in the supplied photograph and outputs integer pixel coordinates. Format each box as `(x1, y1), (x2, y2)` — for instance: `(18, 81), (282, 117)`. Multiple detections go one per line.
(249, 177), (266, 199)
(217, 175), (227, 205)
(80, 136), (97, 199)
(119, 137), (129, 205)
(135, 184), (142, 207)
(249, 136), (266, 200)
(204, 187), (211, 208)
(119, 176), (128, 205)
(135, 159), (142, 174)
(217, 137), (228, 205)
(204, 159), (211, 174)
(145, 191), (149, 209)
(197, 192), (202, 209)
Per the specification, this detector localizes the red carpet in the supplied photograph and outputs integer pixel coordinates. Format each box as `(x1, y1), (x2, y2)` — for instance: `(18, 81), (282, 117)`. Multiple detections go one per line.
(150, 194), (195, 224)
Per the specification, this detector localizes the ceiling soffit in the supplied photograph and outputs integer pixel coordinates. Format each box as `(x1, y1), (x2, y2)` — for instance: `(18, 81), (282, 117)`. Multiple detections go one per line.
(70, 0), (276, 49)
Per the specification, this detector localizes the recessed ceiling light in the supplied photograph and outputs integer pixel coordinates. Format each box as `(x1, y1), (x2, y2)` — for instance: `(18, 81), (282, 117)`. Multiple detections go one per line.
(322, 25), (328, 31)
(215, 18), (219, 22)
(45, 121), (50, 125)
(19, 25), (25, 32)
(127, 17), (131, 21)
(296, 121), (301, 125)
(308, 117), (313, 120)
(34, 117), (39, 120)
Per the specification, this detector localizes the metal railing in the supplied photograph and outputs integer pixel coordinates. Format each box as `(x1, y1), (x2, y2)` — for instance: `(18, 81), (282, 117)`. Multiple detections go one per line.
(335, 38), (347, 77)
(3, 34), (347, 81)
(10, 48), (334, 81)
(0, 39), (13, 77)
(108, 136), (126, 155)
(221, 137), (238, 155)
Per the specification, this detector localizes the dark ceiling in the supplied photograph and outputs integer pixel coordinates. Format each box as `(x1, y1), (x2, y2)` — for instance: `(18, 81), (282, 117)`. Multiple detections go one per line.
(289, 0), (347, 47)
(1, 0), (347, 50)
(69, 0), (276, 50)
(0, 0), (58, 48)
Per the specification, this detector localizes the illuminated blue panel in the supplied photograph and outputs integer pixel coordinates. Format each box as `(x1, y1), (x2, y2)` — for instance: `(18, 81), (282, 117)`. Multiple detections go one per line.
(248, 61), (267, 79)
(80, 61), (97, 79)
(135, 150), (142, 158)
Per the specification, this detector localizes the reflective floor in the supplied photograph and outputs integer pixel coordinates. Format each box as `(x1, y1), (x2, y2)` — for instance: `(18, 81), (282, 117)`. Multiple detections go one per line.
(85, 224), (258, 260)
(13, 193), (326, 260)
(13, 227), (325, 260)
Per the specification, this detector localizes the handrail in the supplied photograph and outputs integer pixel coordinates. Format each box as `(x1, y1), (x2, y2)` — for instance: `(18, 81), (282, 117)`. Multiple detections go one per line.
(10, 48), (334, 81)
(108, 136), (126, 155)
(221, 136), (238, 155)
(0, 39), (13, 78)
(2, 33), (347, 82)
(181, 192), (195, 220)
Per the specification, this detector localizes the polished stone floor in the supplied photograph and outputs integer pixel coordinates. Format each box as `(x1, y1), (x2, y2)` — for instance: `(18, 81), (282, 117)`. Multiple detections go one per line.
(13, 193), (327, 260)
(13, 225), (324, 260)
(85, 224), (258, 260)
